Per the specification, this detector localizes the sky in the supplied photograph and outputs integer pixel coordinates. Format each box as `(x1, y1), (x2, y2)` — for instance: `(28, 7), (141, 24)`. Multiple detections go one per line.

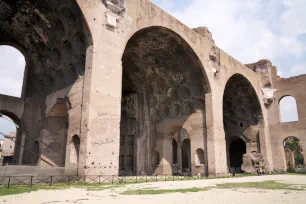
(0, 46), (25, 137)
(152, 0), (306, 77)
(0, 0), (303, 135)
(151, 0), (302, 121)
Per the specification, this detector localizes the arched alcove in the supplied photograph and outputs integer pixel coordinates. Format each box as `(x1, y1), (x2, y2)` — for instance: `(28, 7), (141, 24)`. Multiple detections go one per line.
(196, 148), (205, 165)
(279, 96), (299, 123)
(0, 45), (26, 98)
(223, 74), (263, 171)
(155, 150), (160, 167)
(172, 139), (178, 164)
(181, 139), (191, 173)
(70, 135), (80, 165)
(121, 26), (211, 175)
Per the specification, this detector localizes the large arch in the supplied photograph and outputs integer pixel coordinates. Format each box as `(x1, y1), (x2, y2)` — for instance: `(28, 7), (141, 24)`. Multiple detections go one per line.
(0, 0), (92, 167)
(223, 74), (264, 172)
(120, 26), (211, 175)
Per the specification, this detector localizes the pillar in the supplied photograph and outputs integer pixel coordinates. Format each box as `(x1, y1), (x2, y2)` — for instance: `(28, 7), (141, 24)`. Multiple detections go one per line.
(205, 93), (228, 175)
(155, 135), (173, 175)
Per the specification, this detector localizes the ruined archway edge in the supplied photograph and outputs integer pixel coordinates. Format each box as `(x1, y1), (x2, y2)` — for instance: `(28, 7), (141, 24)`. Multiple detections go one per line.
(223, 73), (266, 125)
(74, 0), (273, 175)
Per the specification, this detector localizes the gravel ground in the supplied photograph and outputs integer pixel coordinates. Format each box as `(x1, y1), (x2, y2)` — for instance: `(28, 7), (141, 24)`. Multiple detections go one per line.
(1, 175), (306, 204)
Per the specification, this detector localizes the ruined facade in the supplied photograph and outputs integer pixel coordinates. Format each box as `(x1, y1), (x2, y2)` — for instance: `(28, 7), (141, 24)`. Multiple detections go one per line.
(0, 0), (305, 176)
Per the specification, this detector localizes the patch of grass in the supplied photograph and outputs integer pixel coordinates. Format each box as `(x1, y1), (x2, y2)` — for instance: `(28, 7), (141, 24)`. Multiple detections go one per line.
(121, 187), (211, 195)
(0, 183), (78, 196)
(0, 182), (125, 196)
(216, 181), (306, 191)
(85, 184), (124, 191)
(0, 185), (36, 196)
(121, 181), (306, 195)
(288, 172), (306, 176)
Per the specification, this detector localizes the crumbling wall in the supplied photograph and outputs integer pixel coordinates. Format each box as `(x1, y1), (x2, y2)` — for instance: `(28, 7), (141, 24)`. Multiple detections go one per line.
(0, 0), (92, 167)
(268, 66), (306, 171)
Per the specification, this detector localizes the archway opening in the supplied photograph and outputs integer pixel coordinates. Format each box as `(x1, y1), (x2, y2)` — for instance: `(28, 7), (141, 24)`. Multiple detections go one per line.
(284, 136), (304, 172)
(0, 111), (22, 166)
(181, 139), (191, 173)
(172, 139), (178, 164)
(0, 45), (26, 98)
(229, 138), (246, 172)
(223, 74), (263, 172)
(121, 26), (210, 175)
(279, 96), (299, 123)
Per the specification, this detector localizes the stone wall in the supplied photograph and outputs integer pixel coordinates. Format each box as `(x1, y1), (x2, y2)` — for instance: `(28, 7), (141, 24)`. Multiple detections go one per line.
(266, 65), (306, 171)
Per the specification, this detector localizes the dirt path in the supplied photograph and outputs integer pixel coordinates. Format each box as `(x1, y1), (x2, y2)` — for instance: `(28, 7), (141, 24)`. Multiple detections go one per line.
(1, 175), (306, 204)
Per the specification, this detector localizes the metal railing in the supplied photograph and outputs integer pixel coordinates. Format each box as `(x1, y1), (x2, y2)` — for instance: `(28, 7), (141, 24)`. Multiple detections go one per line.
(0, 171), (288, 189)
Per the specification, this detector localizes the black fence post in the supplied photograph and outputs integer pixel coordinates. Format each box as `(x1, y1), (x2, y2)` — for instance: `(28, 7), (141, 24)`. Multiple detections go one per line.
(98, 176), (101, 185)
(7, 176), (11, 189)
(112, 175), (114, 184)
(68, 176), (71, 186)
(50, 176), (53, 187)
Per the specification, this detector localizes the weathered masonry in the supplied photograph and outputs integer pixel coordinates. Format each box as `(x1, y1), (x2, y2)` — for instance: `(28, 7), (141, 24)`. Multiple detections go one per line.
(0, 0), (305, 176)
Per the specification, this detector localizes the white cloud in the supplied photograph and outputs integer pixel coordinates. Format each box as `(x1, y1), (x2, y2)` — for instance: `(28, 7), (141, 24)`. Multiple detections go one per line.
(159, 0), (306, 66)
(281, 0), (306, 37)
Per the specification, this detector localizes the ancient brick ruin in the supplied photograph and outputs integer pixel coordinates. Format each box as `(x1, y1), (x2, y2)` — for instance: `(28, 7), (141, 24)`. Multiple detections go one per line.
(0, 0), (305, 176)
